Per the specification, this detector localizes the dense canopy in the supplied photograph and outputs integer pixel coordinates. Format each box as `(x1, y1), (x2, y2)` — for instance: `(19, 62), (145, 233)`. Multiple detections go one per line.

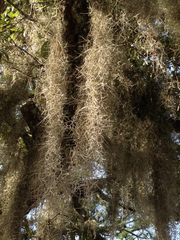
(0, 0), (180, 239)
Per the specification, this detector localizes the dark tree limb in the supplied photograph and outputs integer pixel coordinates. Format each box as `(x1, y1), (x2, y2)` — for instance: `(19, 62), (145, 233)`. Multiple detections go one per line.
(61, 0), (90, 167)
(170, 118), (180, 133)
(0, 0), (6, 14)
(71, 193), (88, 221)
(20, 101), (43, 141)
(6, 101), (44, 238)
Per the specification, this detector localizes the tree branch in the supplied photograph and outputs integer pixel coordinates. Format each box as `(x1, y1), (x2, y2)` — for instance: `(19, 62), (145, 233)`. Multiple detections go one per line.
(119, 202), (135, 213)
(13, 41), (43, 66)
(124, 229), (144, 239)
(170, 118), (180, 133)
(20, 101), (43, 141)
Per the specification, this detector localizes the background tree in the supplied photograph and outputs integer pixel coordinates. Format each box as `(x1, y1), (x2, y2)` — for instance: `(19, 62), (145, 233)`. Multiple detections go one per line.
(0, 0), (180, 239)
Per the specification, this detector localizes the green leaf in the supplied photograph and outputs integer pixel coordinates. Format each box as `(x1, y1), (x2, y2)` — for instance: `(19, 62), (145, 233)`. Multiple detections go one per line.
(11, 27), (18, 32)
(20, 139), (26, 148)
(13, 11), (19, 18)
(0, 20), (4, 25)
(10, 33), (18, 41)
(40, 41), (50, 59)
(8, 11), (19, 18)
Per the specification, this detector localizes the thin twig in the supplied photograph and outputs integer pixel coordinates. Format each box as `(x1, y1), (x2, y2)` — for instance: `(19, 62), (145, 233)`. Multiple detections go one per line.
(3, 59), (33, 78)
(13, 41), (43, 66)
(124, 229), (144, 239)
